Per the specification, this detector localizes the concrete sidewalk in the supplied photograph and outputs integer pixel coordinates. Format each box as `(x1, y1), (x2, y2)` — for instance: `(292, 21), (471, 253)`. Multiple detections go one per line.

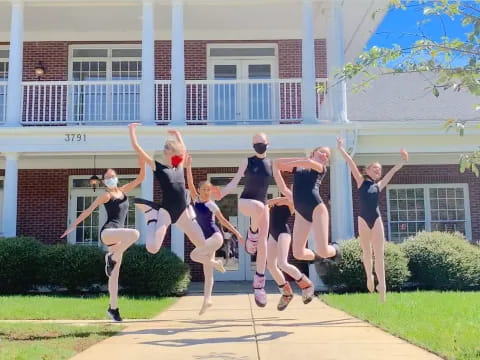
(72, 286), (441, 360)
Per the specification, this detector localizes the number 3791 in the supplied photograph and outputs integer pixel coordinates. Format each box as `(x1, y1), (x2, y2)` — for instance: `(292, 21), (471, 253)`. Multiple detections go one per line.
(65, 134), (87, 142)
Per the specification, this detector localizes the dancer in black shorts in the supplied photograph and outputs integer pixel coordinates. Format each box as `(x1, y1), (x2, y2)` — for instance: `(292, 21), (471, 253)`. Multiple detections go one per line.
(61, 156), (145, 322)
(266, 191), (314, 310)
(337, 137), (408, 302)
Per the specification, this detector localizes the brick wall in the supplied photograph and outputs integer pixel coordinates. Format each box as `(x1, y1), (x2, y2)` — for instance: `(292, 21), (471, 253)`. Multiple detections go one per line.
(18, 39), (327, 82)
(351, 164), (480, 242)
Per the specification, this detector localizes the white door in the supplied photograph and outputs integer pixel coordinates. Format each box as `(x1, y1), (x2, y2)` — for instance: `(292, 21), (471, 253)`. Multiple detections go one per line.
(68, 187), (140, 247)
(212, 182), (279, 281)
(208, 59), (276, 123)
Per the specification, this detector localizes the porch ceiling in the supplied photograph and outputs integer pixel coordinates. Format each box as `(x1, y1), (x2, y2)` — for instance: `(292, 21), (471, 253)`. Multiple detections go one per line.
(0, 0), (386, 62)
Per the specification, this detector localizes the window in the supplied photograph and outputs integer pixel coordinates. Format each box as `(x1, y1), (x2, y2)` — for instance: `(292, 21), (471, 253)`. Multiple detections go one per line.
(68, 176), (141, 246)
(387, 184), (471, 243)
(69, 46), (142, 123)
(0, 48), (8, 123)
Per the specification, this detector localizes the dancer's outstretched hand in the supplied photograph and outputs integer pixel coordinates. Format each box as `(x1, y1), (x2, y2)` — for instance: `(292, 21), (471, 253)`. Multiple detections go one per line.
(128, 122), (141, 129)
(400, 148), (409, 162)
(60, 229), (71, 239)
(336, 137), (344, 149)
(235, 232), (245, 246)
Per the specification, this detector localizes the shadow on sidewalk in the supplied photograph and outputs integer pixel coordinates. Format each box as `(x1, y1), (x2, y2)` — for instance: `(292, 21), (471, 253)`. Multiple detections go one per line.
(139, 331), (292, 347)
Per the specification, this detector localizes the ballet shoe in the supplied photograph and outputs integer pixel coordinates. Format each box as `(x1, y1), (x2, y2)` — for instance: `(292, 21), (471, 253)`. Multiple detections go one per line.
(367, 274), (375, 293)
(199, 301), (213, 315)
(213, 260), (226, 273)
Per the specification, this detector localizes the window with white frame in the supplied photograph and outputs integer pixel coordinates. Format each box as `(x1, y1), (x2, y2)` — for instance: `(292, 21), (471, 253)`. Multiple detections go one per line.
(69, 46), (142, 123)
(387, 184), (471, 243)
(0, 49), (8, 123)
(68, 176), (140, 246)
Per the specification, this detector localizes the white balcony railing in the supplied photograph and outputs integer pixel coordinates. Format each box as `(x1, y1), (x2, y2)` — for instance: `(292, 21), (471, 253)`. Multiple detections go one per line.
(22, 80), (141, 125)
(0, 82), (6, 124)
(185, 78), (305, 124)
(11, 78), (327, 125)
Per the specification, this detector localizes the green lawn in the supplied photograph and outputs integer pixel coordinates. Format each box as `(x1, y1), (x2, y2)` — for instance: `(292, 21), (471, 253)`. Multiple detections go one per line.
(0, 322), (122, 360)
(322, 291), (480, 360)
(0, 296), (176, 320)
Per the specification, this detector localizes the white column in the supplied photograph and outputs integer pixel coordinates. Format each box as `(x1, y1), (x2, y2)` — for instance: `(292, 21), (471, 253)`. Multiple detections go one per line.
(170, 225), (185, 260)
(171, 0), (186, 125)
(139, 161), (154, 245)
(301, 0), (317, 124)
(330, 150), (354, 242)
(140, 0), (156, 125)
(327, 0), (348, 123)
(2, 153), (18, 237)
(5, 0), (24, 127)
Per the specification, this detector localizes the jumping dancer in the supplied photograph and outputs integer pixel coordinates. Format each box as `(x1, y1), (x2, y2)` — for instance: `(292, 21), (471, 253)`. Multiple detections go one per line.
(266, 193), (311, 310)
(337, 137), (408, 302)
(61, 159), (145, 322)
(128, 123), (207, 254)
(212, 133), (271, 307)
(273, 147), (341, 303)
(185, 153), (244, 315)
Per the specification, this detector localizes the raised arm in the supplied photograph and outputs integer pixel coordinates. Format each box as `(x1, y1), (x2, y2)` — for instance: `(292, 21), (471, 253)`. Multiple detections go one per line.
(212, 159), (247, 200)
(60, 192), (110, 239)
(337, 137), (363, 187)
(168, 129), (187, 157)
(274, 157), (324, 174)
(214, 210), (245, 245)
(378, 149), (408, 191)
(272, 161), (293, 201)
(184, 153), (198, 201)
(120, 157), (146, 194)
(128, 123), (155, 170)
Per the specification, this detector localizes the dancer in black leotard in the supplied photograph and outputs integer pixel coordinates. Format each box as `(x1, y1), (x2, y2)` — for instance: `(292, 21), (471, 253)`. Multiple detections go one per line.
(185, 154), (244, 315)
(273, 147), (341, 303)
(61, 156), (145, 322)
(128, 123), (207, 255)
(266, 192), (311, 311)
(337, 137), (408, 302)
(212, 133), (272, 307)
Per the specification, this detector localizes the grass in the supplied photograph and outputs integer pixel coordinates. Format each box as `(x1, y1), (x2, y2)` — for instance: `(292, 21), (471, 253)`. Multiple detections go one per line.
(322, 291), (480, 360)
(0, 322), (122, 360)
(0, 296), (176, 320)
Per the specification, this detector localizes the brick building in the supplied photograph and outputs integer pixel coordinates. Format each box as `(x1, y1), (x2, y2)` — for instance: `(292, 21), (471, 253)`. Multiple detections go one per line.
(1, 0), (478, 284)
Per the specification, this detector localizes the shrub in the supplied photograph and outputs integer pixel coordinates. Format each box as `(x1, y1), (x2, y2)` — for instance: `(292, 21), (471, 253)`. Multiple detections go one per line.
(320, 238), (410, 292)
(0, 237), (44, 294)
(120, 246), (190, 296)
(39, 244), (105, 292)
(402, 231), (480, 290)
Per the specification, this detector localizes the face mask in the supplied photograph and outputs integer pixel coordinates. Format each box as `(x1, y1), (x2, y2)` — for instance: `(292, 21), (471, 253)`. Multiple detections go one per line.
(104, 177), (118, 189)
(171, 155), (183, 167)
(253, 143), (267, 155)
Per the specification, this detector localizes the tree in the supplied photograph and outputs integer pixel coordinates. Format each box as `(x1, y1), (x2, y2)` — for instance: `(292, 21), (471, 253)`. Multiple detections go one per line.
(332, 0), (480, 175)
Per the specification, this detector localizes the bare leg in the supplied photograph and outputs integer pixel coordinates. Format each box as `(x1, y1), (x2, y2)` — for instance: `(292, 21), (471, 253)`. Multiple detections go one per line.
(371, 219), (386, 302)
(191, 232), (225, 272)
(146, 208), (171, 254)
(277, 233), (303, 281)
(267, 236), (286, 286)
(176, 208), (206, 249)
(292, 212), (314, 261)
(358, 217), (375, 293)
(312, 203), (336, 258)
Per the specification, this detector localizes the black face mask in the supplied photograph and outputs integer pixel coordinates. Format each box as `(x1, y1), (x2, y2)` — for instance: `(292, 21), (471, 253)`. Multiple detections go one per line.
(253, 143), (268, 155)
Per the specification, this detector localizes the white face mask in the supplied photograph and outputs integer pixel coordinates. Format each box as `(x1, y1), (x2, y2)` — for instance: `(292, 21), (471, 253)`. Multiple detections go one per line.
(104, 177), (118, 189)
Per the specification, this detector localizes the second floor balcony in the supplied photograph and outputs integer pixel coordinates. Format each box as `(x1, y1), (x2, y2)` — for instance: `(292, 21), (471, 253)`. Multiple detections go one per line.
(0, 78), (326, 126)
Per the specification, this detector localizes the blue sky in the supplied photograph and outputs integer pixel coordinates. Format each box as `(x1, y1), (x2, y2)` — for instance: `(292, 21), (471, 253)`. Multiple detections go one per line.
(366, 1), (471, 49)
